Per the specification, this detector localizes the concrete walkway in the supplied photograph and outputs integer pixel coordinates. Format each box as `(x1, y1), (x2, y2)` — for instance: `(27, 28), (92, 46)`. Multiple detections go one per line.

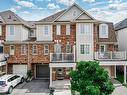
(112, 86), (127, 95)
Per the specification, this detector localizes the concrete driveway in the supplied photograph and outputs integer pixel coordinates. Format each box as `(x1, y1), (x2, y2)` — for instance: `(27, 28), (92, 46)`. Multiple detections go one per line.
(8, 79), (49, 95)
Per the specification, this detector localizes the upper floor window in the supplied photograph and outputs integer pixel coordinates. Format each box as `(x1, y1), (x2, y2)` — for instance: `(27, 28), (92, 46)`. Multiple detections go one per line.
(66, 43), (72, 53)
(9, 25), (14, 36)
(80, 23), (90, 35)
(56, 25), (61, 35)
(99, 24), (108, 38)
(10, 45), (15, 55)
(44, 25), (49, 35)
(32, 45), (37, 55)
(0, 25), (2, 36)
(44, 45), (49, 55)
(66, 24), (70, 35)
(21, 45), (27, 55)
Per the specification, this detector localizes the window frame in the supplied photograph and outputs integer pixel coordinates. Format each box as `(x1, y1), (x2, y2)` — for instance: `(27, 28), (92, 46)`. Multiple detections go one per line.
(80, 44), (85, 54)
(66, 44), (72, 53)
(9, 25), (15, 36)
(10, 45), (15, 55)
(21, 45), (27, 55)
(56, 25), (61, 35)
(66, 24), (70, 35)
(44, 25), (49, 35)
(99, 24), (109, 38)
(32, 45), (37, 55)
(44, 44), (49, 55)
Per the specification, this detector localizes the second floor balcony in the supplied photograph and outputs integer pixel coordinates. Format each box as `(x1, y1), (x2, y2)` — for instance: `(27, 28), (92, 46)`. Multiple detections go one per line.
(50, 53), (75, 63)
(94, 51), (127, 61)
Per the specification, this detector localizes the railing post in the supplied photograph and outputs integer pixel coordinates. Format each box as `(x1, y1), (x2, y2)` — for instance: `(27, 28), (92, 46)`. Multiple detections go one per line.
(62, 53), (64, 62)
(110, 51), (113, 59)
(50, 53), (52, 62)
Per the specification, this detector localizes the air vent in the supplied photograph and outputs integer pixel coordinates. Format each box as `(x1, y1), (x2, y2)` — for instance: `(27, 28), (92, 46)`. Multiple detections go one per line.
(8, 15), (11, 19)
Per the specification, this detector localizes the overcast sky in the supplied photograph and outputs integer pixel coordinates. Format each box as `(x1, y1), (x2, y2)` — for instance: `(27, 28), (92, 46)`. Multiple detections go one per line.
(0, 0), (127, 24)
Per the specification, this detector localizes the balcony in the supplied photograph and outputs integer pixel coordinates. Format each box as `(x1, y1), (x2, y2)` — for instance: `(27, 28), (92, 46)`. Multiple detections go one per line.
(50, 53), (75, 63)
(94, 51), (127, 61)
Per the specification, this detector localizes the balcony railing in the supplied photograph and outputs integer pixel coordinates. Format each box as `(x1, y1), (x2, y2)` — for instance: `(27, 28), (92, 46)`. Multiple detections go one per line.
(50, 53), (75, 62)
(94, 51), (127, 61)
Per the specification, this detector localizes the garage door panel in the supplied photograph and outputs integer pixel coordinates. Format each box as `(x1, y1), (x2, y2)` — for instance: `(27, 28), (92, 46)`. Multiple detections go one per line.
(36, 65), (50, 79)
(13, 65), (27, 78)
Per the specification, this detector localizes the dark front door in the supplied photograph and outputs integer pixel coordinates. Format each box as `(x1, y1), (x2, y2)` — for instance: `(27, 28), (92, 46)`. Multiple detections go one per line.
(36, 64), (50, 79)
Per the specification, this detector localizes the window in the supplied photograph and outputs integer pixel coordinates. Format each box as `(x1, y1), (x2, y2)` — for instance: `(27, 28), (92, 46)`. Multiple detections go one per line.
(80, 23), (90, 34)
(84, 44), (90, 54)
(9, 25), (14, 35)
(44, 45), (49, 55)
(66, 44), (71, 53)
(10, 45), (15, 55)
(0, 25), (2, 36)
(32, 45), (37, 55)
(21, 45), (27, 55)
(99, 24), (108, 38)
(44, 26), (49, 35)
(80, 45), (84, 54)
(56, 25), (61, 35)
(0, 45), (3, 53)
(66, 24), (70, 35)
(80, 44), (90, 54)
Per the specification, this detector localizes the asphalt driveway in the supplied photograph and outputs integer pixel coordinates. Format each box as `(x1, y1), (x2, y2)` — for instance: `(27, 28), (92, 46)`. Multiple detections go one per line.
(9, 79), (49, 95)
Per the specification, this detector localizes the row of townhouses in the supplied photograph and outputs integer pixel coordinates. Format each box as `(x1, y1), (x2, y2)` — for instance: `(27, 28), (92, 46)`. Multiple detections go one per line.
(0, 3), (127, 87)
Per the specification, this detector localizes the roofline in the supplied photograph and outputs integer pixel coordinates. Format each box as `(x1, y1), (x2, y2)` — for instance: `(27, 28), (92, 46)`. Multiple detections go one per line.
(52, 3), (95, 22)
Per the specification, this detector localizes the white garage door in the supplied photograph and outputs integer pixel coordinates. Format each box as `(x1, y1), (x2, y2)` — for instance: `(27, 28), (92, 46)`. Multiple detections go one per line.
(13, 65), (27, 78)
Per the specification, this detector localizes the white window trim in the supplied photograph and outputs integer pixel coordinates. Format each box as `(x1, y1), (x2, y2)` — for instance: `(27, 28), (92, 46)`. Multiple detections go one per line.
(99, 24), (108, 38)
(56, 25), (61, 35)
(32, 45), (37, 55)
(21, 45), (27, 55)
(10, 45), (15, 55)
(79, 23), (90, 35)
(66, 24), (70, 35)
(80, 44), (90, 54)
(9, 25), (15, 36)
(44, 45), (49, 55)
(44, 25), (49, 35)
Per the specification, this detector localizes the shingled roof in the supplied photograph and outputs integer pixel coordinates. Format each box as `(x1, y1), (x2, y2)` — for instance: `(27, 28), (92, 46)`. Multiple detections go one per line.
(0, 10), (34, 28)
(115, 18), (127, 30)
(38, 10), (66, 22)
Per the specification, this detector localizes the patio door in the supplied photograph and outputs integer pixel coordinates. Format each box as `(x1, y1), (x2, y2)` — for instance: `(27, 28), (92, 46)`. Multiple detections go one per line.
(54, 43), (61, 53)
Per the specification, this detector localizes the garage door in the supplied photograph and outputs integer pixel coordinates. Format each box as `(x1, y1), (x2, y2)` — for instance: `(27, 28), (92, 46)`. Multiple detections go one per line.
(13, 65), (27, 78)
(36, 65), (50, 79)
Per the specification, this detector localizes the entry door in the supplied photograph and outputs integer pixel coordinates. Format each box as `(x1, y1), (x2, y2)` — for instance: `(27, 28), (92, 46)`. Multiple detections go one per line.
(54, 43), (61, 53)
(36, 65), (50, 79)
